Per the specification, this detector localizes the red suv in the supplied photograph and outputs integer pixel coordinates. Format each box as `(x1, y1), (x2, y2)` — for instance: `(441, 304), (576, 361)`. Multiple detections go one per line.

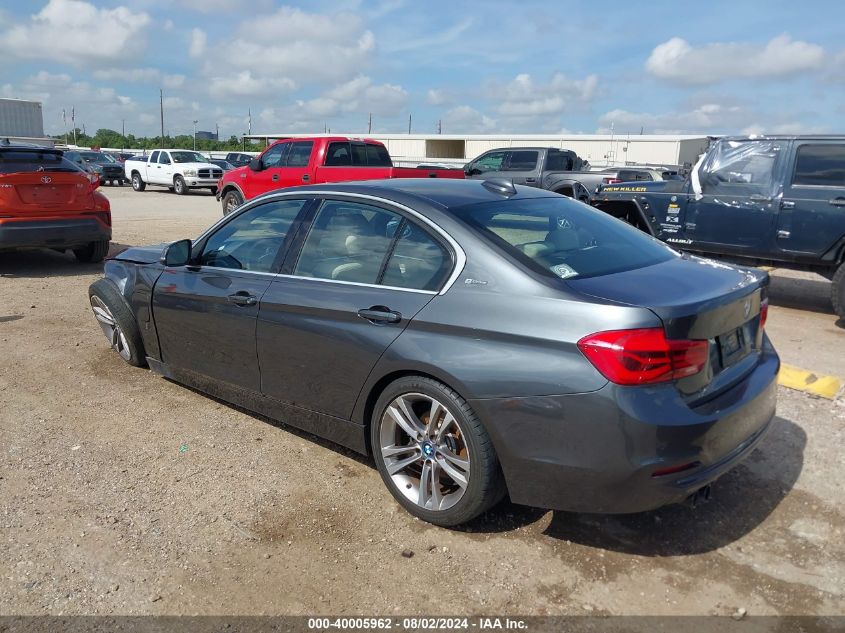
(0, 145), (111, 262)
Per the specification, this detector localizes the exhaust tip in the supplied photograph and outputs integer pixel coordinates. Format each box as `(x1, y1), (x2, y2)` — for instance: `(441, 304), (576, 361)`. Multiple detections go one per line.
(685, 484), (712, 508)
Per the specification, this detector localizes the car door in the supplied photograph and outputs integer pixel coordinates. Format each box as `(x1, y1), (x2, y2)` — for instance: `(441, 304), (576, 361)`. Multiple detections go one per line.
(257, 196), (454, 419)
(685, 139), (785, 256)
(503, 150), (541, 186)
(275, 140), (314, 187)
(152, 197), (313, 391)
(778, 141), (845, 256)
(245, 142), (290, 199)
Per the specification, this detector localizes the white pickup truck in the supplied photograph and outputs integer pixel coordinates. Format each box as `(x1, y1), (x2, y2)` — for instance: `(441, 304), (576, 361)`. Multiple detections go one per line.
(125, 149), (223, 195)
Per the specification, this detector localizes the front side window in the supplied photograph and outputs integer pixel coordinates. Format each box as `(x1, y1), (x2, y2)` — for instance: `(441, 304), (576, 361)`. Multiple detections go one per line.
(286, 141), (313, 167)
(701, 140), (782, 195)
(200, 199), (307, 272)
(792, 144), (845, 188)
(454, 197), (676, 280)
(506, 151), (538, 171)
(262, 142), (289, 168)
(294, 200), (401, 284)
(158, 152), (171, 165)
(472, 151), (507, 173)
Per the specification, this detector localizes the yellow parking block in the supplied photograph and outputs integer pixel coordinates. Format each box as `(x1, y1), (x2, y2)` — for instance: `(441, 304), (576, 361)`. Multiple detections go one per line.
(778, 363), (842, 400)
(758, 266), (777, 272)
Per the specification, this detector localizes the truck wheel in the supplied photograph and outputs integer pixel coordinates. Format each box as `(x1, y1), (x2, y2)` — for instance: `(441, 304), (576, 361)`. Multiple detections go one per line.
(832, 264), (845, 320)
(222, 190), (244, 215)
(74, 240), (110, 264)
(131, 173), (146, 192)
(174, 176), (188, 195)
(88, 279), (146, 367)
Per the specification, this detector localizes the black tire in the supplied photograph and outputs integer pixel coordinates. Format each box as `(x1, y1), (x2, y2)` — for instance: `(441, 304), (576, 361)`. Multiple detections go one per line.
(174, 175), (187, 195)
(73, 240), (110, 263)
(222, 189), (244, 215)
(88, 278), (146, 367)
(370, 376), (505, 527)
(131, 173), (146, 191)
(832, 263), (845, 320)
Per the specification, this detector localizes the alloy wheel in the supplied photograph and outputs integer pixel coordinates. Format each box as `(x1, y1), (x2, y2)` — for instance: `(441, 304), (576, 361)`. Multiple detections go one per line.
(378, 393), (471, 512)
(90, 296), (132, 361)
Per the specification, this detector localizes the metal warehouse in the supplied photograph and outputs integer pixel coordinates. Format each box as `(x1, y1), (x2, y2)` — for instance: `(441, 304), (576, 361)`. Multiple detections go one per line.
(0, 98), (52, 146)
(243, 132), (710, 168)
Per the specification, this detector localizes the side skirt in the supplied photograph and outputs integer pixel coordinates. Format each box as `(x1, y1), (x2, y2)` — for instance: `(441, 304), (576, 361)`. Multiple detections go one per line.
(147, 357), (368, 455)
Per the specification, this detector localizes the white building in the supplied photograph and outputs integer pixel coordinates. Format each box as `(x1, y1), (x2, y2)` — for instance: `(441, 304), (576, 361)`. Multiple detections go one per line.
(243, 132), (710, 168)
(0, 98), (53, 146)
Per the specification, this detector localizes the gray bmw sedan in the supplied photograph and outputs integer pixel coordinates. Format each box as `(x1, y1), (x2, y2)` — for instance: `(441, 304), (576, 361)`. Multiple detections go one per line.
(89, 178), (778, 526)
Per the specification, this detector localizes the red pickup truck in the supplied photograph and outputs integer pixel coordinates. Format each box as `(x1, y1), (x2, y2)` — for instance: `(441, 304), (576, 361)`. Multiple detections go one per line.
(217, 136), (464, 214)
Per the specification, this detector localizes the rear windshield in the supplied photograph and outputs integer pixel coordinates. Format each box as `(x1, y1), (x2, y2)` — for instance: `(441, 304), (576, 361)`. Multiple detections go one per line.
(454, 197), (677, 280)
(0, 150), (83, 175)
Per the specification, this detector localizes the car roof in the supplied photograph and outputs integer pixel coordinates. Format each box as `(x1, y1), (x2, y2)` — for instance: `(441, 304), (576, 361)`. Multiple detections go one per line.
(720, 134), (845, 142)
(276, 177), (561, 211)
(0, 144), (62, 155)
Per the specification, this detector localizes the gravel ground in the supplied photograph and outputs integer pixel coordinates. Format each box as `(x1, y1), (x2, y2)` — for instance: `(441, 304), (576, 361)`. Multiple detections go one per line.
(1, 186), (844, 617)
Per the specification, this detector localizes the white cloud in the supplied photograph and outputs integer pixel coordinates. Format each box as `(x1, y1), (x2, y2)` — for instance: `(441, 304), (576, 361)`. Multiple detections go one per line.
(208, 71), (297, 99)
(189, 28), (207, 58)
(205, 6), (376, 98)
(0, 0), (150, 67)
(426, 89), (447, 106)
(646, 34), (825, 84)
(598, 103), (745, 135)
(91, 68), (185, 89)
(487, 72), (598, 119)
(442, 105), (497, 134)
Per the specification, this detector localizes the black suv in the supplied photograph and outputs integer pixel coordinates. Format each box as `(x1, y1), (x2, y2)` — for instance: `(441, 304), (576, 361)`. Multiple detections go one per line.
(593, 136), (845, 319)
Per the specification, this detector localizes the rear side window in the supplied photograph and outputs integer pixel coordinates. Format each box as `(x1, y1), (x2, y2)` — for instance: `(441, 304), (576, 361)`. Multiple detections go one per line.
(701, 140), (783, 196)
(325, 142), (352, 166)
(150, 151), (160, 163)
(0, 150), (81, 174)
(366, 144), (392, 167)
(286, 141), (313, 167)
(454, 197), (676, 280)
(382, 223), (451, 291)
(545, 151), (575, 171)
(792, 144), (845, 187)
(506, 151), (538, 171)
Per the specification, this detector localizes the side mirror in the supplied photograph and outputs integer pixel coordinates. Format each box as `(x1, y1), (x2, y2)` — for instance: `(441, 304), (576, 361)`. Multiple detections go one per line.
(161, 239), (192, 267)
(248, 158), (263, 172)
(465, 166), (481, 177)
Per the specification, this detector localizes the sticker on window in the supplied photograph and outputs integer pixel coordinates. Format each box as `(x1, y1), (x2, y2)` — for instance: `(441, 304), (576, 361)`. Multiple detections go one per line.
(550, 263), (578, 279)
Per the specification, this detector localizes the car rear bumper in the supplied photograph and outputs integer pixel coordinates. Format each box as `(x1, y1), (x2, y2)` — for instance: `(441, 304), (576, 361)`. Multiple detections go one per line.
(0, 218), (111, 250)
(470, 339), (779, 514)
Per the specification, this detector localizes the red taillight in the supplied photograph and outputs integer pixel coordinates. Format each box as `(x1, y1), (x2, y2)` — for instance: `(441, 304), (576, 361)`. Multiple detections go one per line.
(602, 177), (622, 185)
(759, 298), (769, 330)
(577, 328), (709, 385)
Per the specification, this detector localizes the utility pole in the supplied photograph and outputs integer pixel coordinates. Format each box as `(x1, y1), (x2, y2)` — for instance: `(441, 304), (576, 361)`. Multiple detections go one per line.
(159, 89), (165, 147)
(437, 119), (442, 134)
(408, 113), (412, 134)
(215, 122), (219, 141)
(121, 119), (125, 151)
(71, 107), (76, 145)
(368, 113), (372, 134)
(193, 120), (198, 150)
(62, 109), (68, 145)
(248, 108), (251, 135)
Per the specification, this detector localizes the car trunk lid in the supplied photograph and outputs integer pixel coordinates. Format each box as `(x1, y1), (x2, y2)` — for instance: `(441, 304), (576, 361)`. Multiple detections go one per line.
(568, 254), (768, 396)
(0, 171), (95, 214)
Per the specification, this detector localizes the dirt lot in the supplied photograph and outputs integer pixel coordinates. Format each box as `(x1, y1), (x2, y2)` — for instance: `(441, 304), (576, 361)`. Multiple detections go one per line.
(1, 186), (844, 617)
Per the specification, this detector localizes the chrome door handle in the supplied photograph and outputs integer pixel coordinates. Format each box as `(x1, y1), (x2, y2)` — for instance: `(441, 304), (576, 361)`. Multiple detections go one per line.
(781, 200), (795, 209)
(227, 292), (257, 306)
(272, 174), (279, 182)
(357, 307), (401, 324)
(829, 197), (845, 207)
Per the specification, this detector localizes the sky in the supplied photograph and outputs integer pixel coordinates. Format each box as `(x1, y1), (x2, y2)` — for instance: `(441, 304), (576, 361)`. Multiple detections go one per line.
(1, 0), (844, 139)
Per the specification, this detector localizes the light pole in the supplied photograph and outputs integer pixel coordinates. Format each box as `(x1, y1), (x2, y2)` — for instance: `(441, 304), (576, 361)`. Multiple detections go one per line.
(193, 120), (198, 150)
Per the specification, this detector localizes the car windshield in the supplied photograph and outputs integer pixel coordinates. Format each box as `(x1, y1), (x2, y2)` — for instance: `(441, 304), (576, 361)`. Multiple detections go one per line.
(453, 197), (677, 280)
(170, 151), (206, 163)
(0, 150), (83, 175)
(80, 152), (114, 163)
